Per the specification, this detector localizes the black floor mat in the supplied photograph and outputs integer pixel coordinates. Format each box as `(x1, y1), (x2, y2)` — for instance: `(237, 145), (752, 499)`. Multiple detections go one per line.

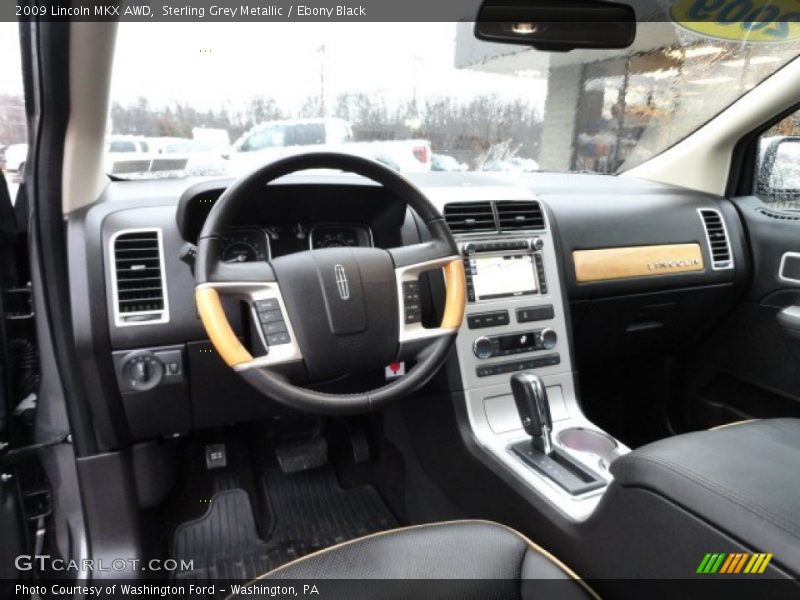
(172, 466), (397, 582)
(263, 465), (398, 554)
(172, 489), (273, 581)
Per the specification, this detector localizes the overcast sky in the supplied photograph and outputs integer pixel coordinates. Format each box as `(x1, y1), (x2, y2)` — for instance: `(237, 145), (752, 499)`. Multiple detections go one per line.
(0, 23), (23, 95)
(0, 22), (546, 118)
(109, 22), (546, 114)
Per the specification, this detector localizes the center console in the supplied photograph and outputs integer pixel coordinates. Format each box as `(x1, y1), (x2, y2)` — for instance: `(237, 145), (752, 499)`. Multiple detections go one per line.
(438, 192), (630, 521)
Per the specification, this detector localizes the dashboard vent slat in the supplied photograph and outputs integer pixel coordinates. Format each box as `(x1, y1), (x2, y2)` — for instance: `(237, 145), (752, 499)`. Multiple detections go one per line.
(699, 209), (733, 270)
(495, 200), (545, 231)
(444, 202), (497, 234)
(111, 229), (169, 325)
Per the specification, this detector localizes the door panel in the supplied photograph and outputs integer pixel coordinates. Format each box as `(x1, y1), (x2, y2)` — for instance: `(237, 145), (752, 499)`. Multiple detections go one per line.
(683, 200), (800, 425)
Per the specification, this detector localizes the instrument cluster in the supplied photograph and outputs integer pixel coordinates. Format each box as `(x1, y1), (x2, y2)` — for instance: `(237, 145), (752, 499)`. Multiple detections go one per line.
(221, 223), (373, 262)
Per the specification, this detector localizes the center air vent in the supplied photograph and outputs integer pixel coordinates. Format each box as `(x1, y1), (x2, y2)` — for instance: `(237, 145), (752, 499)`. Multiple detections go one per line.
(699, 209), (733, 270)
(111, 229), (169, 326)
(444, 202), (497, 234)
(496, 200), (545, 231)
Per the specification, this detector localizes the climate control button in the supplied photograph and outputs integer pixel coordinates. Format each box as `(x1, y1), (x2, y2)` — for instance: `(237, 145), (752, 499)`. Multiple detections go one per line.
(540, 328), (558, 350)
(473, 336), (494, 360)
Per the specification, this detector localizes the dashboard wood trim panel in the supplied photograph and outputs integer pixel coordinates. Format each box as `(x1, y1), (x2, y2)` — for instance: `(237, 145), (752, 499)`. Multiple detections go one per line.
(573, 244), (705, 283)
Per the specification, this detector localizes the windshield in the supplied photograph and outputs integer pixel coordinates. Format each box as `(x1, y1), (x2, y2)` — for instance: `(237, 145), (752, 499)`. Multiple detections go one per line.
(107, 22), (800, 179)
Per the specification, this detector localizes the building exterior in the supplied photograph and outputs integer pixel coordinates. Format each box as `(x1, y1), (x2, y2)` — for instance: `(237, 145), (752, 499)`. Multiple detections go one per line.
(455, 18), (789, 173)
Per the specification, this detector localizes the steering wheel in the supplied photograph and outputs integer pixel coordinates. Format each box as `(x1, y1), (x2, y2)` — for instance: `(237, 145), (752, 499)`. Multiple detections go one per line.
(194, 152), (466, 414)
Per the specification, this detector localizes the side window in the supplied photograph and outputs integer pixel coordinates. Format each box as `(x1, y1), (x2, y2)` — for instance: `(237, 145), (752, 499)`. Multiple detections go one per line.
(241, 126), (286, 151)
(288, 123), (326, 146)
(756, 111), (800, 206)
(0, 23), (27, 203)
(109, 140), (137, 153)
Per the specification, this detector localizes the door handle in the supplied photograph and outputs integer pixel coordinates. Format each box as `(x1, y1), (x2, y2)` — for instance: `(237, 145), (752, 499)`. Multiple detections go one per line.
(777, 305), (800, 340)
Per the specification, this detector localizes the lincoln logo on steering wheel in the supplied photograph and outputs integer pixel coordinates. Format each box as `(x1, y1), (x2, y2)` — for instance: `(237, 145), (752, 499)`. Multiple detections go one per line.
(334, 264), (350, 300)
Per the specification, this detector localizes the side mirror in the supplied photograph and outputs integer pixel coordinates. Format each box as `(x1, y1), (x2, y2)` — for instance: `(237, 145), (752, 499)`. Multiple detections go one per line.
(758, 136), (800, 201)
(475, 0), (636, 52)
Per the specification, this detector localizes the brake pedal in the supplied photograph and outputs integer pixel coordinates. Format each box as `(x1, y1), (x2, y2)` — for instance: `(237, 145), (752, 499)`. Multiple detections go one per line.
(276, 437), (328, 474)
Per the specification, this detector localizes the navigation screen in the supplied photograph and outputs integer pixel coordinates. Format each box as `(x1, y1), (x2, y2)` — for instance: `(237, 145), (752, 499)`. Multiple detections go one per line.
(471, 254), (538, 301)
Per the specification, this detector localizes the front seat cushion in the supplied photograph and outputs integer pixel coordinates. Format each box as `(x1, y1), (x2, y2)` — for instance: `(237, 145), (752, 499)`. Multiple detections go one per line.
(230, 520), (596, 599)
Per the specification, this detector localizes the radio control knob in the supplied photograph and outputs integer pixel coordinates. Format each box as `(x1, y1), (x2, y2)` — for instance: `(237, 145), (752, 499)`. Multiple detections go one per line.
(540, 328), (557, 350)
(532, 237), (544, 251)
(473, 336), (494, 360)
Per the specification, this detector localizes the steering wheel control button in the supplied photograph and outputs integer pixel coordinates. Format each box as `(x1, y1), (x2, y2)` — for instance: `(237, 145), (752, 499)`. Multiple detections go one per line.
(262, 321), (288, 335)
(467, 310), (510, 329)
(258, 309), (284, 323)
(403, 280), (423, 324)
(267, 332), (291, 346)
(402, 280), (421, 301)
(476, 353), (561, 378)
(255, 298), (280, 311)
(517, 305), (554, 323)
(405, 310), (422, 325)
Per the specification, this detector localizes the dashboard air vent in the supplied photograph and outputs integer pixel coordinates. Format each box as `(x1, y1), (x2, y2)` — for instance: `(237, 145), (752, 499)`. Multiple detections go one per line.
(495, 200), (545, 231)
(111, 229), (169, 326)
(444, 202), (497, 234)
(699, 209), (733, 270)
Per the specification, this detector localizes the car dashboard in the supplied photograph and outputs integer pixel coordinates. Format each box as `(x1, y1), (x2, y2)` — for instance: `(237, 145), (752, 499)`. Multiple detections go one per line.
(68, 171), (747, 517)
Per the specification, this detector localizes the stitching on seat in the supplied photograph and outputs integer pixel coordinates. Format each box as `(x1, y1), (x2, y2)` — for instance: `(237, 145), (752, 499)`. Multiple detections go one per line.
(493, 522), (601, 600)
(223, 519), (599, 600)
(620, 454), (800, 538)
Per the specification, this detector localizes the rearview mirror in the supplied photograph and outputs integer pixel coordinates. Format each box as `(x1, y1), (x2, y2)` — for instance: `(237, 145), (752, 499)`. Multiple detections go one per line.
(758, 136), (800, 201)
(475, 0), (636, 52)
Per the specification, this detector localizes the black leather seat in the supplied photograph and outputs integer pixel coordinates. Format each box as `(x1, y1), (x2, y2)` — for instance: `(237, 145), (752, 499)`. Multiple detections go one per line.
(611, 418), (800, 577)
(230, 520), (596, 599)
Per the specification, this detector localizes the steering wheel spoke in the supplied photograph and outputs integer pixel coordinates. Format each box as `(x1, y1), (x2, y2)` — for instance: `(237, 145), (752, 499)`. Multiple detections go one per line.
(195, 280), (303, 371)
(394, 252), (466, 347)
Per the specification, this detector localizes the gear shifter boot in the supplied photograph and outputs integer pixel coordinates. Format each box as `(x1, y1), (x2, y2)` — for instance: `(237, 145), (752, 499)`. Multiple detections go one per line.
(510, 440), (605, 496)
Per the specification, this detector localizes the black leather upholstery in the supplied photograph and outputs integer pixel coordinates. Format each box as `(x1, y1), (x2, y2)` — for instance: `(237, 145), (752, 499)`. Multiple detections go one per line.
(611, 418), (800, 576)
(231, 520), (595, 599)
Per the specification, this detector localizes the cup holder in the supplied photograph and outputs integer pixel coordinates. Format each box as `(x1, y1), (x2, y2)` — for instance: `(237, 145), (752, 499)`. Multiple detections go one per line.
(557, 427), (619, 469)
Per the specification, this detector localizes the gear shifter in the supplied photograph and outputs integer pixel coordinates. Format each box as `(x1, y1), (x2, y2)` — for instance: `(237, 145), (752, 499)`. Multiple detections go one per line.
(509, 372), (604, 495)
(511, 373), (553, 455)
